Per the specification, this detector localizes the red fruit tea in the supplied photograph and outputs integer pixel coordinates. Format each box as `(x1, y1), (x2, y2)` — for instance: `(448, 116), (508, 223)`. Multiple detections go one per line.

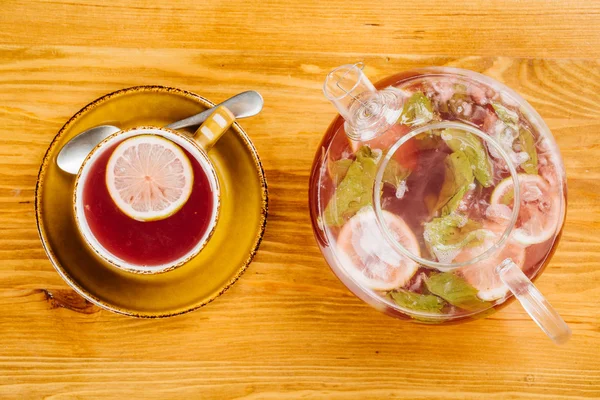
(81, 138), (215, 267)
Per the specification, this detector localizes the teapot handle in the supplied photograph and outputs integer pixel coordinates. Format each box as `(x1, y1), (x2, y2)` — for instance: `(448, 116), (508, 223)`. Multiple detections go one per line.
(497, 259), (571, 344)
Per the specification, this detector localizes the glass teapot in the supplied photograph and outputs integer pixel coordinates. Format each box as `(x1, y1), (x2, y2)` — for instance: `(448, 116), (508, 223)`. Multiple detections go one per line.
(308, 63), (571, 343)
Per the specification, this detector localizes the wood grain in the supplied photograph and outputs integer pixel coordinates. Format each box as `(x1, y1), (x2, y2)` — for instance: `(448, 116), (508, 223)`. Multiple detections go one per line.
(0, 1), (599, 399)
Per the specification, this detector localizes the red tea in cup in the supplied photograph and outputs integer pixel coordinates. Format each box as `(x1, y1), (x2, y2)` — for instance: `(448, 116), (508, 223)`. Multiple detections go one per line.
(74, 127), (220, 273)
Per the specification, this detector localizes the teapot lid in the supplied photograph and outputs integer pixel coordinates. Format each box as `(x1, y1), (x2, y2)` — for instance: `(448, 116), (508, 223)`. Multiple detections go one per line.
(323, 63), (403, 142)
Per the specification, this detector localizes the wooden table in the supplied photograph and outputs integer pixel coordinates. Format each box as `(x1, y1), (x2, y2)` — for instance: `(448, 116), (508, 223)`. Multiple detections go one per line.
(1, 1), (599, 398)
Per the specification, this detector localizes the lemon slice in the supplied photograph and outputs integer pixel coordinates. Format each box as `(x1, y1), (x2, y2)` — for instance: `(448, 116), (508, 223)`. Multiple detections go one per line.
(490, 174), (560, 245)
(106, 135), (194, 222)
(457, 222), (526, 301)
(336, 208), (420, 291)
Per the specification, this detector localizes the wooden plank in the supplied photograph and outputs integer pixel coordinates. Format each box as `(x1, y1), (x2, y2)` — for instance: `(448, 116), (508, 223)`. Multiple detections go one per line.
(0, 0), (599, 58)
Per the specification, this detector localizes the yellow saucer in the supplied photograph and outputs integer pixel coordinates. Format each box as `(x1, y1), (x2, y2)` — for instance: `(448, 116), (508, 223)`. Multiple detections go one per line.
(36, 86), (268, 317)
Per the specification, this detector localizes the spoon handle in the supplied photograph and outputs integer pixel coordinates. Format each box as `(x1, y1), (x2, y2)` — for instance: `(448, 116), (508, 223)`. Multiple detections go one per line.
(166, 91), (263, 130)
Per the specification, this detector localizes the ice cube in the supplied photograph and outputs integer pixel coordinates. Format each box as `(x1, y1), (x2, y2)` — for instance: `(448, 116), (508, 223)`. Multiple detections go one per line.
(537, 137), (550, 152)
(441, 131), (453, 141)
(395, 180), (408, 199)
(539, 163), (560, 186)
(487, 121), (508, 160)
(512, 151), (530, 165)
(471, 105), (488, 125)
(486, 204), (512, 222)
(494, 120), (506, 136)
(462, 102), (473, 116)
(468, 84), (488, 105)
(433, 81), (455, 103)
(522, 185), (543, 203)
(506, 125), (519, 139)
(488, 121), (537, 170)
(538, 199), (552, 213)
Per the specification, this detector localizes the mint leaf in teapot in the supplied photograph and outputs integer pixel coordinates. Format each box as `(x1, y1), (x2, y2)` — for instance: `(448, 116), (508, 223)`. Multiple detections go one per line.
(491, 103), (539, 175)
(423, 214), (489, 263)
(434, 151), (474, 216)
(399, 91), (434, 126)
(492, 102), (519, 126)
(323, 146), (380, 226)
(425, 272), (491, 311)
(389, 289), (446, 313)
(415, 131), (442, 150)
(324, 144), (415, 226)
(382, 158), (411, 193)
(328, 158), (353, 186)
(441, 129), (494, 187)
(518, 127), (538, 174)
(447, 92), (472, 119)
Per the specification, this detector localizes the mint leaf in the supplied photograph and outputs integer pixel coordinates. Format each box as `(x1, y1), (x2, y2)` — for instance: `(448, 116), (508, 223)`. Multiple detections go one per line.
(434, 151), (474, 216)
(423, 214), (490, 263)
(399, 92), (433, 126)
(492, 102), (519, 126)
(436, 92), (473, 119)
(382, 158), (411, 190)
(441, 129), (494, 188)
(453, 83), (467, 92)
(518, 127), (538, 174)
(323, 146), (380, 226)
(415, 131), (442, 150)
(389, 289), (446, 313)
(328, 158), (353, 185)
(324, 144), (414, 226)
(491, 103), (539, 175)
(425, 272), (491, 311)
(447, 93), (471, 118)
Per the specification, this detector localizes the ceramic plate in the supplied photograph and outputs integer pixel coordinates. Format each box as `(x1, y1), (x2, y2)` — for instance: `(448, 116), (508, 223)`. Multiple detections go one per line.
(36, 86), (268, 317)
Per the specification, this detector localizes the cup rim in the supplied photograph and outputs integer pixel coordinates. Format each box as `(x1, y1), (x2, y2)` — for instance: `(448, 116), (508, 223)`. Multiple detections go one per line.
(72, 125), (221, 274)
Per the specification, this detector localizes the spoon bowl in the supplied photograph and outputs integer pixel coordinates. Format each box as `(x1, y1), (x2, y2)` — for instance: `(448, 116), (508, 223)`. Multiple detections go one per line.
(57, 91), (264, 174)
(57, 125), (121, 175)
